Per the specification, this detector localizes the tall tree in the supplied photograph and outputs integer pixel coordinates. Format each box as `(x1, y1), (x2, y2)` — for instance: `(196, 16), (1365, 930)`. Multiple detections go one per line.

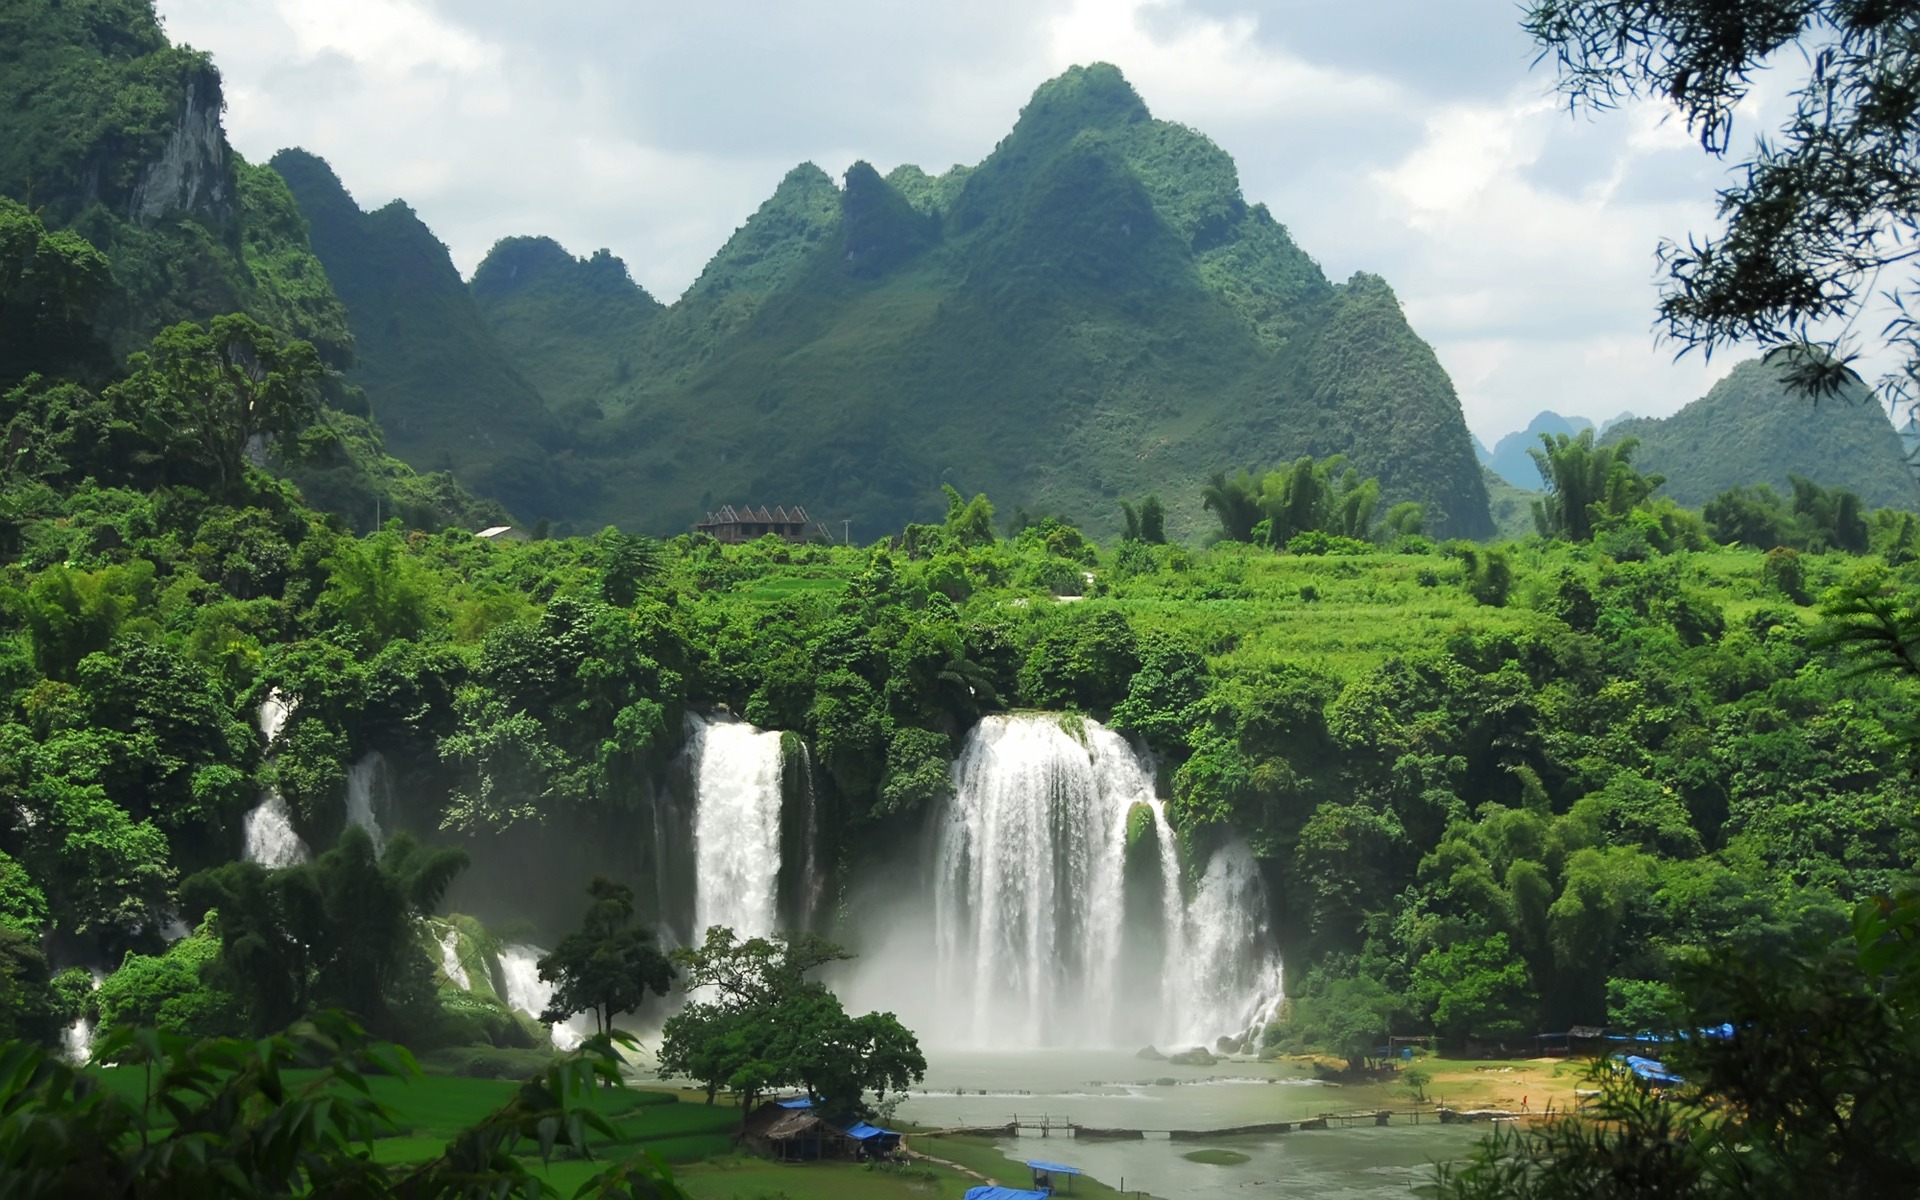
(538, 877), (675, 1037)
(105, 314), (322, 488)
(1529, 429), (1661, 541)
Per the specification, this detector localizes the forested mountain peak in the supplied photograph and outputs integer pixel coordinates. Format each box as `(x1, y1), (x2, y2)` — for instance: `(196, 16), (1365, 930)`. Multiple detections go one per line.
(470, 236), (658, 307)
(1601, 357), (1917, 510)
(253, 60), (1491, 539)
(682, 161), (841, 304)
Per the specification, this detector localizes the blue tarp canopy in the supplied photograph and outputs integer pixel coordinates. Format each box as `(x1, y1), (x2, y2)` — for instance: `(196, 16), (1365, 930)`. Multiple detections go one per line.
(843, 1122), (899, 1141)
(1027, 1160), (1082, 1175)
(775, 1097), (814, 1109)
(964, 1189), (1050, 1200)
(1621, 1054), (1685, 1085)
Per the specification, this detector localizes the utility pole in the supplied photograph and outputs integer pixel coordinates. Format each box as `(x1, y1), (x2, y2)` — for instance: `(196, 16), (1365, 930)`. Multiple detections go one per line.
(842, 519), (851, 545)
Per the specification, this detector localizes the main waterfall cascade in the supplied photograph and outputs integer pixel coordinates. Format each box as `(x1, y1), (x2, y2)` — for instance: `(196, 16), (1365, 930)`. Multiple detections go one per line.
(243, 687), (311, 868)
(685, 714), (788, 940)
(865, 712), (1283, 1050)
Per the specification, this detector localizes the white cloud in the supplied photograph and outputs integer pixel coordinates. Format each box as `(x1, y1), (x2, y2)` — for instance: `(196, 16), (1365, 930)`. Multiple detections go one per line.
(154, 0), (1765, 441)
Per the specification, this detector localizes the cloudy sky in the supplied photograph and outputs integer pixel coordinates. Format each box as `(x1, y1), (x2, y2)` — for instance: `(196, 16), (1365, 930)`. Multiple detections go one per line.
(154, 0), (1771, 444)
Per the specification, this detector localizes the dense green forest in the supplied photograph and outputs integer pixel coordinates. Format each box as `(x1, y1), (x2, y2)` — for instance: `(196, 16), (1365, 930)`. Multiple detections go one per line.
(5, 0), (1920, 1085)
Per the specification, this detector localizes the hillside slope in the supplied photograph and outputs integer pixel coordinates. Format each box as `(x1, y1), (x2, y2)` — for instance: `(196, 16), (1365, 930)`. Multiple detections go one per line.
(272, 150), (574, 522)
(1602, 358), (1918, 510)
(353, 65), (1489, 541)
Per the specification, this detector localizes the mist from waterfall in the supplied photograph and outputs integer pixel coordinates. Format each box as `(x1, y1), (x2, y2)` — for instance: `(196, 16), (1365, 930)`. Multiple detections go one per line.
(686, 714), (786, 940)
(243, 688), (310, 867)
(345, 751), (389, 852)
(846, 713), (1282, 1051)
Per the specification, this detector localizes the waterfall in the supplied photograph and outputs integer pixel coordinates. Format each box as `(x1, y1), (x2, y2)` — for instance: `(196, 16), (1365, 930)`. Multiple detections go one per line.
(496, 943), (587, 1051)
(437, 927), (471, 990)
(344, 751), (389, 852)
(932, 715), (1150, 1047)
(1168, 841), (1286, 1047)
(60, 968), (106, 1064)
(242, 790), (309, 868)
(258, 687), (295, 745)
(243, 688), (310, 868)
(687, 714), (786, 940)
(913, 713), (1280, 1050)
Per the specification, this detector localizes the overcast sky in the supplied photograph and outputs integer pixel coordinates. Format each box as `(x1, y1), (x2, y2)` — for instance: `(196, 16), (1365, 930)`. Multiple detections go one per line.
(153, 0), (1774, 444)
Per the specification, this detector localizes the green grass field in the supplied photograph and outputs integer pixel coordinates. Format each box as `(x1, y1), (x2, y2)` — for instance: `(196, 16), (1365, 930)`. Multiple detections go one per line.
(84, 1065), (1100, 1200)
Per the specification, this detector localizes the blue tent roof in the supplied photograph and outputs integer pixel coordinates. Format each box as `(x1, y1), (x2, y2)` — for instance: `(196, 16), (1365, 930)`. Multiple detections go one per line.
(775, 1097), (815, 1109)
(964, 1189), (1050, 1200)
(1027, 1160), (1082, 1175)
(1621, 1054), (1685, 1085)
(843, 1122), (899, 1141)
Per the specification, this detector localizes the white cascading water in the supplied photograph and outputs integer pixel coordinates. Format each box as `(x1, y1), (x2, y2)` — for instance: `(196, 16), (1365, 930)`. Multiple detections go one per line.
(60, 968), (107, 1064)
(923, 713), (1281, 1049)
(687, 714), (786, 939)
(1167, 841), (1286, 1046)
(242, 791), (309, 868)
(437, 927), (471, 990)
(243, 687), (311, 867)
(258, 687), (294, 744)
(344, 751), (388, 853)
(933, 715), (1142, 1046)
(496, 943), (587, 1050)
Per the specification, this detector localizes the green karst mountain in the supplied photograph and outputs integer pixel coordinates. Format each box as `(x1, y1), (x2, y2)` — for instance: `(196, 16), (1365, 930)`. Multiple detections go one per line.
(324, 64), (1494, 539)
(1601, 357), (1918, 510)
(0, 0), (504, 534)
(468, 236), (662, 425)
(270, 150), (575, 522)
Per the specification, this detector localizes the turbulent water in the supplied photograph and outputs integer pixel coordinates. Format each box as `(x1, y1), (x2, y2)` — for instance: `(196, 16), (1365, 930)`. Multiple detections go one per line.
(686, 714), (787, 939)
(496, 943), (588, 1050)
(846, 713), (1285, 1050)
(345, 751), (389, 852)
(242, 790), (309, 868)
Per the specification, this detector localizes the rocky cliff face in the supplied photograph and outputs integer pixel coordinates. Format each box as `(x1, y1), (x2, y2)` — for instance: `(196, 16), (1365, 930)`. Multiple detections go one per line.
(127, 65), (233, 228)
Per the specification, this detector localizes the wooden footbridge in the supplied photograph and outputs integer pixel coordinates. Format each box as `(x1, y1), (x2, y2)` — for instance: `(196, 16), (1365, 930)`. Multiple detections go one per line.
(921, 1104), (1509, 1142)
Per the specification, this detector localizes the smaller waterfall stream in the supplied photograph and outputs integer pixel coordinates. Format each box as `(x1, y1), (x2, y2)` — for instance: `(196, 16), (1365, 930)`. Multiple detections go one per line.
(243, 688), (310, 867)
(242, 792), (309, 868)
(497, 944), (588, 1050)
(344, 751), (389, 852)
(60, 969), (107, 1064)
(687, 715), (786, 939)
(436, 928), (471, 990)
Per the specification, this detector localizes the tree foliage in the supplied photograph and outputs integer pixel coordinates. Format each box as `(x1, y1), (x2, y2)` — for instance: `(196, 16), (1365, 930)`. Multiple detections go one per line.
(537, 877), (674, 1036)
(657, 927), (923, 1116)
(1525, 0), (1920, 400)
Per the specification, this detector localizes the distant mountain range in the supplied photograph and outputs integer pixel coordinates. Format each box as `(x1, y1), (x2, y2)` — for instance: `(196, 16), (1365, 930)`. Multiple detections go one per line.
(1477, 410), (1636, 489)
(277, 64), (1495, 540)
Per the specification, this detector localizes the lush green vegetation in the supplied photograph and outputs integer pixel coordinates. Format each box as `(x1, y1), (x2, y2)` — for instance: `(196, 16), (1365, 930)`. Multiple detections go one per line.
(1, 1015), (695, 1198)
(1602, 358), (1917, 511)
(658, 929), (924, 1116)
